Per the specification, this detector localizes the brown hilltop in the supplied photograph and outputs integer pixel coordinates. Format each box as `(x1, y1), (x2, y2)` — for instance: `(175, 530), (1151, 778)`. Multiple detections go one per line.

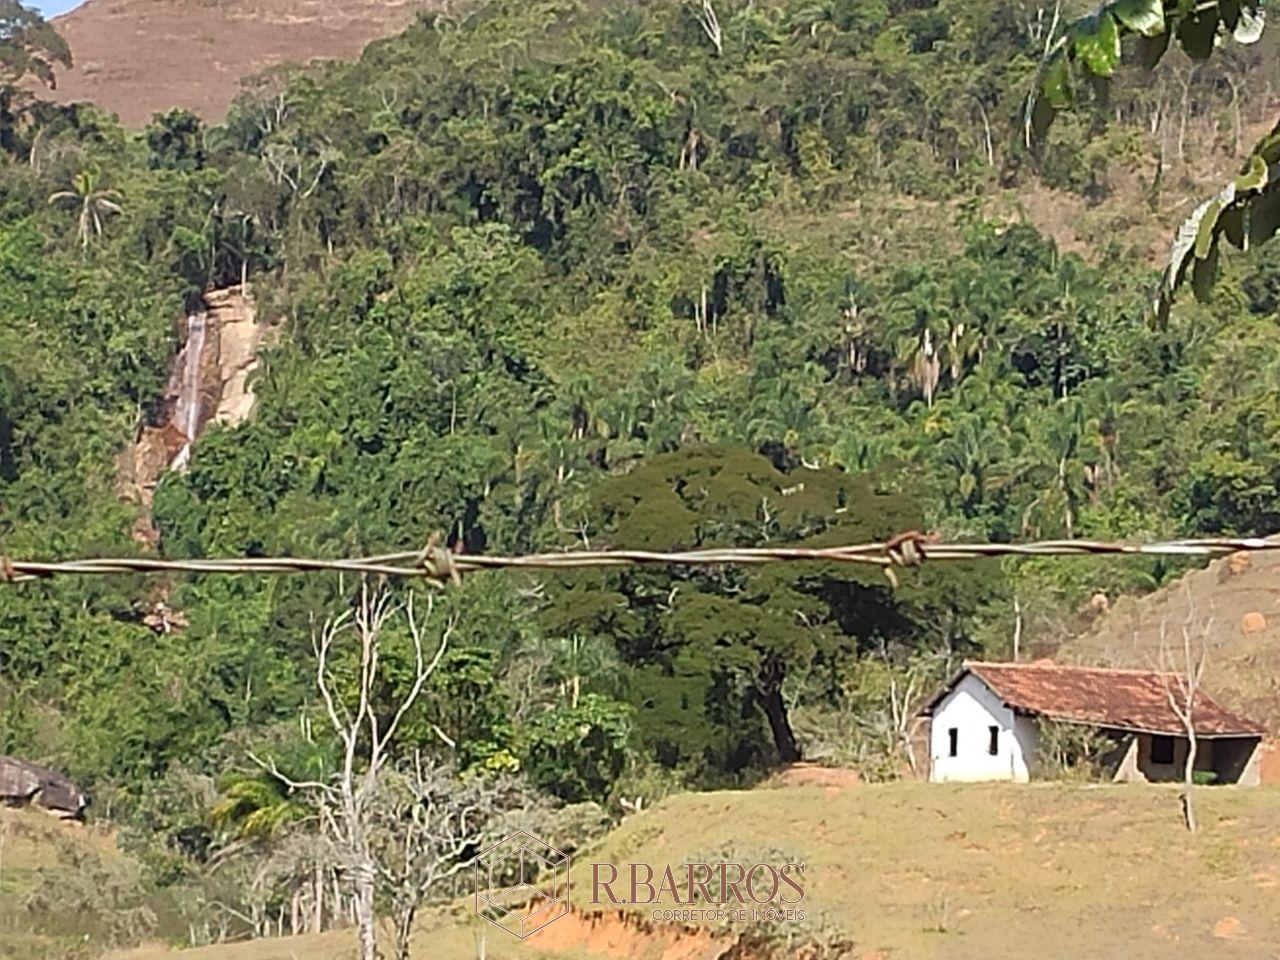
(47, 0), (443, 127)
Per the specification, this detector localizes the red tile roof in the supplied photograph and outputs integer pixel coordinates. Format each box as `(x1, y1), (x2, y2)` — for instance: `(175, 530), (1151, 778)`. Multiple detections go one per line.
(928, 661), (1266, 738)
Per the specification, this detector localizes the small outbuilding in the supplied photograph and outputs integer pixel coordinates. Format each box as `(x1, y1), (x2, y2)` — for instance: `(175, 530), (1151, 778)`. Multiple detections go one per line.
(0, 756), (90, 820)
(923, 661), (1267, 785)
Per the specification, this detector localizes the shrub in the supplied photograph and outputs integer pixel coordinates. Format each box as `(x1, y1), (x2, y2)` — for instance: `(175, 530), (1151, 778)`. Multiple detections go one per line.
(1034, 719), (1117, 781)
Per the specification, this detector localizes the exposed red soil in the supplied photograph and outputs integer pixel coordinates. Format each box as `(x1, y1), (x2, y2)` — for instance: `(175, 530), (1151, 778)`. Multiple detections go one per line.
(1259, 738), (1280, 785)
(528, 908), (729, 960)
(766, 763), (862, 789)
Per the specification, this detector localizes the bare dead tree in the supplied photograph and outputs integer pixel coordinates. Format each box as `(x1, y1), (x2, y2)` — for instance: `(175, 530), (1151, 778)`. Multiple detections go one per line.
(1155, 595), (1212, 834)
(371, 754), (508, 960)
(697, 0), (723, 56)
(252, 580), (454, 960)
(838, 652), (944, 777)
(887, 660), (931, 776)
(1016, 0), (1062, 47)
(973, 99), (995, 167)
(261, 142), (341, 200)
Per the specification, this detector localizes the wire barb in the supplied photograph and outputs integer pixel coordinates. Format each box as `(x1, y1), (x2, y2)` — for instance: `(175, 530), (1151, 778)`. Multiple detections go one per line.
(418, 531), (462, 587)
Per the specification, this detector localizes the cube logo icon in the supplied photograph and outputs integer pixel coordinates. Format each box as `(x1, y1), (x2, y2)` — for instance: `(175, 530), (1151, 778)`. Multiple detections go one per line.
(474, 831), (570, 939)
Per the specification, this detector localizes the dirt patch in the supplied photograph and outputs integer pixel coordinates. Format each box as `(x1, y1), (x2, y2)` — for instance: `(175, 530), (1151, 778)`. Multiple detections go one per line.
(1212, 916), (1245, 940)
(764, 763), (861, 789)
(529, 909), (729, 960)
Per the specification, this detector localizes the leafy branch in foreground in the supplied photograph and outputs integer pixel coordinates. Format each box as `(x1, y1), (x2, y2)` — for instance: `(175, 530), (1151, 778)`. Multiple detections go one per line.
(1155, 121), (1280, 325)
(1026, 0), (1273, 322)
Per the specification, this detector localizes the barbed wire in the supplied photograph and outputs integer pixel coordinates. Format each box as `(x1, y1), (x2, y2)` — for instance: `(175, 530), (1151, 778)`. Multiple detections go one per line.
(2, 533), (1277, 587)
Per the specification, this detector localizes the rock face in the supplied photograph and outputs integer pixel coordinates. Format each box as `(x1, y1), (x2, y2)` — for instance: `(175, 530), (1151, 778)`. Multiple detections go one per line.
(117, 287), (275, 543)
(47, 0), (446, 127)
(209, 287), (273, 428)
(0, 756), (89, 820)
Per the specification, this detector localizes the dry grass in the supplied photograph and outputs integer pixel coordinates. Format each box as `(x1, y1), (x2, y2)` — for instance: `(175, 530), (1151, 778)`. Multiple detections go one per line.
(45, 0), (447, 126)
(574, 781), (1280, 959)
(82, 780), (1280, 960)
(1067, 547), (1280, 733)
(0, 807), (129, 958)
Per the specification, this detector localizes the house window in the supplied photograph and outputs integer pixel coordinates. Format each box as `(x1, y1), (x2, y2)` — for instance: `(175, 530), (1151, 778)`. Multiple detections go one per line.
(988, 726), (999, 755)
(948, 727), (959, 757)
(1150, 735), (1175, 765)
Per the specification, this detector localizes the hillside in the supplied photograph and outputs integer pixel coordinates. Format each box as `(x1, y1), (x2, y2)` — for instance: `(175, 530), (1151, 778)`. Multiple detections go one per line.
(4, 0), (1280, 958)
(89, 782), (1280, 960)
(1066, 547), (1280, 734)
(47, 0), (437, 126)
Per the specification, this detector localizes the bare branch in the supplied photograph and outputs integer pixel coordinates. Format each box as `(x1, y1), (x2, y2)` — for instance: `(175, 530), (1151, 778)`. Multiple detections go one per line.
(697, 0), (723, 56)
(382, 596), (453, 750)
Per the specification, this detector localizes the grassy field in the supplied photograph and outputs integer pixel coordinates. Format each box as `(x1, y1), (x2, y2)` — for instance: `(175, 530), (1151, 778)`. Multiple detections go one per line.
(59, 779), (1280, 960)
(0, 807), (140, 959)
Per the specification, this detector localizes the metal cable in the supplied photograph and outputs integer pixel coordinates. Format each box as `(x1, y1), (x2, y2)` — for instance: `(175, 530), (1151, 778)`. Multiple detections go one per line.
(1, 534), (1274, 586)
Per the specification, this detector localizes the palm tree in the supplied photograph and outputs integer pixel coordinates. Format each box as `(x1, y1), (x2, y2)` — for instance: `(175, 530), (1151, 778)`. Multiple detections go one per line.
(1017, 399), (1092, 538)
(48, 170), (123, 250)
(935, 415), (1011, 516)
(896, 326), (941, 408)
(212, 776), (311, 843)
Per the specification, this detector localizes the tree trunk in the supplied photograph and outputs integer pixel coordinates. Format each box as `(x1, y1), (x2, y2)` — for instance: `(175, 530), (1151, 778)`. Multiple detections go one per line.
(755, 673), (801, 763)
(1013, 596), (1023, 661)
(353, 858), (379, 960)
(314, 859), (324, 933)
(1182, 728), (1198, 833)
(393, 904), (417, 960)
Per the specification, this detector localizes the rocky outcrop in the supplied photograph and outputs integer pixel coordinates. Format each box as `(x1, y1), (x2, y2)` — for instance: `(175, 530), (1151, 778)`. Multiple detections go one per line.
(209, 287), (274, 429)
(116, 287), (276, 544)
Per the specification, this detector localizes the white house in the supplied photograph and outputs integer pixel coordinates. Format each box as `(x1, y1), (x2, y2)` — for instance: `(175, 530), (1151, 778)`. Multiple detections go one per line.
(923, 661), (1267, 785)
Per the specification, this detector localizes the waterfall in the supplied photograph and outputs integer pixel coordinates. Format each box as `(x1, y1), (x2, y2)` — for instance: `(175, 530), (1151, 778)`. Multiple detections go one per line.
(169, 312), (207, 472)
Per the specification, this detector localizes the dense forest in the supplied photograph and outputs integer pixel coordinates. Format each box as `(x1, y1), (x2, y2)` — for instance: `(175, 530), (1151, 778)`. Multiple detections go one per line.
(0, 0), (1278, 949)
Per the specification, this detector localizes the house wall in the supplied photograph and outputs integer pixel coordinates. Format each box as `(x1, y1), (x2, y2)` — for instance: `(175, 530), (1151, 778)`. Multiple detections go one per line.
(1111, 736), (1140, 782)
(1110, 734), (1261, 785)
(1012, 715), (1038, 778)
(929, 674), (1032, 782)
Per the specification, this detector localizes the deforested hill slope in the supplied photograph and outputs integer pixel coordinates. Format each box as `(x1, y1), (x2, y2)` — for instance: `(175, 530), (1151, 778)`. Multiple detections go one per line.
(1063, 545), (1280, 734)
(47, 0), (441, 126)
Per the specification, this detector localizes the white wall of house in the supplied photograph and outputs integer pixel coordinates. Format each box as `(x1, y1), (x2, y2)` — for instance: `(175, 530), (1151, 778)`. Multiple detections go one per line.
(929, 673), (1036, 782)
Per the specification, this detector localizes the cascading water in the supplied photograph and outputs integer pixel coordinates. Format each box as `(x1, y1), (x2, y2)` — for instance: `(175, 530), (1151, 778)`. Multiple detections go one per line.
(169, 312), (207, 472)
